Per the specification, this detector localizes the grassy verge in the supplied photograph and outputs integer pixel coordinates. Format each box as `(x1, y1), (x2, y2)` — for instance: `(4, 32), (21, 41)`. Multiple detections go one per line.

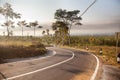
(61, 45), (120, 68)
(0, 40), (47, 64)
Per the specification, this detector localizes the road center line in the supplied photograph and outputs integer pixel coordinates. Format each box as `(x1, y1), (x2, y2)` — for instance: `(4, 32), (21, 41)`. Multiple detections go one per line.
(3, 50), (74, 80)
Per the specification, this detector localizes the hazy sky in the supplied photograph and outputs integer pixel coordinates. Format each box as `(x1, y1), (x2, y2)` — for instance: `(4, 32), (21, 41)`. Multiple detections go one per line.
(0, 0), (120, 36)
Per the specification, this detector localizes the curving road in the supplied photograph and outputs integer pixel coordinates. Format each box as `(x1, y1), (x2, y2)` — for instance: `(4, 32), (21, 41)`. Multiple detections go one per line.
(0, 47), (98, 80)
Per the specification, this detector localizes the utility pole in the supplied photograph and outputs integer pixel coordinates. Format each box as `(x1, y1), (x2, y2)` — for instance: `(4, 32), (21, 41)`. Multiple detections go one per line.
(115, 32), (120, 55)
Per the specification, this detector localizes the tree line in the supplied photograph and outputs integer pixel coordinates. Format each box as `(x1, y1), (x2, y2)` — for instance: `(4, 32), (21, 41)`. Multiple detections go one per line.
(65, 36), (120, 47)
(0, 3), (42, 37)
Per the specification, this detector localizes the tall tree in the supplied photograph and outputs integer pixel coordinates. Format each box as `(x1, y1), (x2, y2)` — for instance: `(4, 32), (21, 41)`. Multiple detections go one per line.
(2, 20), (14, 36)
(0, 3), (21, 36)
(29, 21), (39, 37)
(54, 9), (82, 45)
(17, 20), (27, 37)
(52, 21), (69, 45)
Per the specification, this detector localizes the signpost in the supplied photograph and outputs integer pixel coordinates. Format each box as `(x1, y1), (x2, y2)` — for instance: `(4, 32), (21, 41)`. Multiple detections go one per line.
(115, 32), (120, 63)
(115, 32), (120, 55)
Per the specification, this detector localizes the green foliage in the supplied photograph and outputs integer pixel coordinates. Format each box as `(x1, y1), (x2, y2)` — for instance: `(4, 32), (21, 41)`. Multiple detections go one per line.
(54, 9), (82, 25)
(42, 35), (53, 45)
(41, 29), (52, 45)
(65, 36), (119, 47)
(52, 21), (69, 45)
(1, 3), (21, 19)
(52, 9), (82, 45)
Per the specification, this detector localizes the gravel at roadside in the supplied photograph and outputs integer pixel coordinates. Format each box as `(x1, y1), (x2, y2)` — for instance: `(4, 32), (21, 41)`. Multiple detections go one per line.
(101, 65), (120, 80)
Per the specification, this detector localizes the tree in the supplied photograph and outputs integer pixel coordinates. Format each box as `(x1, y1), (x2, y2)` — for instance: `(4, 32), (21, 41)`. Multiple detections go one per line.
(0, 3), (21, 36)
(29, 21), (39, 37)
(3, 32), (5, 36)
(17, 20), (27, 37)
(9, 30), (13, 36)
(54, 9), (82, 45)
(46, 29), (49, 35)
(42, 30), (45, 36)
(38, 26), (42, 28)
(0, 6), (4, 14)
(52, 21), (69, 45)
(42, 29), (49, 36)
(42, 29), (52, 45)
(2, 20), (14, 36)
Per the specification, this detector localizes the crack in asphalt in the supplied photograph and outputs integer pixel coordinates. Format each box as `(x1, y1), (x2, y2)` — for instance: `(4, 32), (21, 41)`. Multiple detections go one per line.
(0, 72), (7, 80)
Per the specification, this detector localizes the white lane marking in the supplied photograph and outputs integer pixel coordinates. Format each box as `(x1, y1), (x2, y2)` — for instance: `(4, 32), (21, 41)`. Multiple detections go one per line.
(90, 53), (100, 80)
(6, 51), (56, 65)
(4, 50), (74, 80)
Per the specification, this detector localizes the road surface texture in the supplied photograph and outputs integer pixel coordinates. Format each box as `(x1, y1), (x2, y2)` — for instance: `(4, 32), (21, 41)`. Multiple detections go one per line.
(101, 65), (120, 80)
(0, 47), (97, 80)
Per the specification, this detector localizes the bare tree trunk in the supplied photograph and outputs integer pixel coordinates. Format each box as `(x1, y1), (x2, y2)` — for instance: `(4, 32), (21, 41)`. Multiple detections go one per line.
(22, 26), (23, 37)
(22, 26), (23, 38)
(34, 27), (35, 37)
(6, 16), (9, 37)
(7, 26), (9, 37)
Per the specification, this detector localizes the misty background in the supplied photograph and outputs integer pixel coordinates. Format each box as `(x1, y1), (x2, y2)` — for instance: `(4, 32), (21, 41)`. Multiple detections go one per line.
(0, 0), (120, 36)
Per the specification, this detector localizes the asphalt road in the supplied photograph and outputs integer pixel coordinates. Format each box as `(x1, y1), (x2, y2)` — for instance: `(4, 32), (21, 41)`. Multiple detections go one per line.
(0, 47), (97, 80)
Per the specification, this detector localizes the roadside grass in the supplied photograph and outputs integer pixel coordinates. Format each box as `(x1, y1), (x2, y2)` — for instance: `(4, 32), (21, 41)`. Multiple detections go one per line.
(0, 37), (47, 63)
(61, 46), (120, 68)
(0, 41), (32, 47)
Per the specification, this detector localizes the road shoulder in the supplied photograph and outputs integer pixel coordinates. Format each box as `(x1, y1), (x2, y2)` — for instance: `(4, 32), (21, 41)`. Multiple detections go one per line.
(101, 65), (120, 80)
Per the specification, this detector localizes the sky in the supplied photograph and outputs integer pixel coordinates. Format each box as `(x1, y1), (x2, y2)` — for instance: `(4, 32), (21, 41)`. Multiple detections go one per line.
(0, 0), (120, 36)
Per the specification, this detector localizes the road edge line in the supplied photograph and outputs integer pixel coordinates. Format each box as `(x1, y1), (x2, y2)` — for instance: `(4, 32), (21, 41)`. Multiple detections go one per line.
(1, 50), (56, 80)
(90, 53), (100, 80)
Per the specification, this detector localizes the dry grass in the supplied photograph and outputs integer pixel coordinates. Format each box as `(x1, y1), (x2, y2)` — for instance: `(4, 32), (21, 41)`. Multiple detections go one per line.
(80, 46), (120, 67)
(0, 41), (32, 47)
(0, 40), (47, 63)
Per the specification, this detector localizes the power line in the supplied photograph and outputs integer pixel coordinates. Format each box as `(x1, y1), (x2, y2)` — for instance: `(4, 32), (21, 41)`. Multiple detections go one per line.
(80, 0), (97, 17)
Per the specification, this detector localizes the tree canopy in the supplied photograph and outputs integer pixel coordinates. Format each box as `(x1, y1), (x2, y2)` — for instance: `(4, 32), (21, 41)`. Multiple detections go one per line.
(52, 9), (82, 45)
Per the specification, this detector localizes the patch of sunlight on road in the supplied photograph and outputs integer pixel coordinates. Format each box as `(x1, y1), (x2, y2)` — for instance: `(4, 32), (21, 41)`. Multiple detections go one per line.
(71, 70), (93, 80)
